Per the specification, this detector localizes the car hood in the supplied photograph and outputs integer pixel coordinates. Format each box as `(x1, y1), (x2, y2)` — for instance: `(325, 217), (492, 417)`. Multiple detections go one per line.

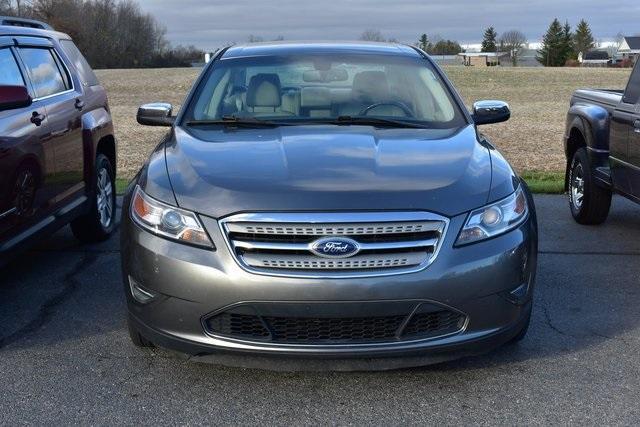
(164, 124), (495, 218)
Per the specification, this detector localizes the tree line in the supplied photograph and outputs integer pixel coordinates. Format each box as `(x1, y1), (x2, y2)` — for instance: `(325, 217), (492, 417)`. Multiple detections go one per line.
(358, 30), (463, 55)
(0, 0), (204, 68)
(479, 19), (598, 67)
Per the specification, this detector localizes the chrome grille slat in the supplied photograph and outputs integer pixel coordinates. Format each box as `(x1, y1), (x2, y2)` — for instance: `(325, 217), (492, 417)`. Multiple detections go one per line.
(226, 221), (444, 236)
(242, 252), (429, 270)
(220, 212), (449, 278)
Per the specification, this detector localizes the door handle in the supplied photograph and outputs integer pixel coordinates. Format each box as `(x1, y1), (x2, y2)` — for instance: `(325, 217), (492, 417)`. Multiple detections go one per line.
(30, 111), (45, 126)
(74, 99), (85, 110)
(634, 119), (640, 133)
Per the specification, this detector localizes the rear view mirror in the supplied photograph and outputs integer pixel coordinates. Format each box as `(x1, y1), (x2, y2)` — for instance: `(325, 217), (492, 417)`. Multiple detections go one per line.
(472, 100), (510, 125)
(0, 85), (32, 111)
(137, 103), (175, 127)
(303, 68), (349, 83)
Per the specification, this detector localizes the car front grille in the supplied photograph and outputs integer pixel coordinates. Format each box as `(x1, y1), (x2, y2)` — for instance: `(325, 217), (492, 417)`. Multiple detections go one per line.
(204, 303), (466, 345)
(219, 212), (449, 277)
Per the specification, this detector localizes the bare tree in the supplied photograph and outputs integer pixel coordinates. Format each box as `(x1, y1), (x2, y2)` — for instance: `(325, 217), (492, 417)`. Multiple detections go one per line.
(247, 34), (264, 43)
(359, 29), (386, 42)
(615, 32), (626, 49)
(500, 30), (527, 66)
(0, 0), (13, 14)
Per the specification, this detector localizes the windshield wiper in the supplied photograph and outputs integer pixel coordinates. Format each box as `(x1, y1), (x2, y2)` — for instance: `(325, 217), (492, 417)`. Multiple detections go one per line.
(330, 116), (430, 129)
(185, 116), (291, 128)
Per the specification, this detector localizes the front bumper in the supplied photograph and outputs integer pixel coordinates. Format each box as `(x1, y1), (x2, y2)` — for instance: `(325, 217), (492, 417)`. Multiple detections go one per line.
(120, 193), (537, 365)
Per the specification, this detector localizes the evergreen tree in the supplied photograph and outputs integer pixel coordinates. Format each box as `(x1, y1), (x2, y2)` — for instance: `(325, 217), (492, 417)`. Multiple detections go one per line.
(537, 19), (565, 66)
(431, 39), (463, 55)
(574, 19), (596, 56)
(417, 34), (431, 52)
(561, 21), (576, 62)
(481, 27), (498, 52)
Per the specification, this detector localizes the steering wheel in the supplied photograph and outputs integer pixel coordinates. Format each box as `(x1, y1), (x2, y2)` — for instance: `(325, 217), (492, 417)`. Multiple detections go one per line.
(359, 101), (414, 118)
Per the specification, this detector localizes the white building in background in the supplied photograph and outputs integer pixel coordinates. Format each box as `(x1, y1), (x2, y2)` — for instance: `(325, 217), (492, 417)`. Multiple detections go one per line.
(618, 36), (640, 63)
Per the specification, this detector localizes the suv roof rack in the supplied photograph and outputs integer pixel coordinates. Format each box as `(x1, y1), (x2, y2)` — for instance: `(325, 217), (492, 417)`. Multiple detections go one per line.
(0, 16), (53, 31)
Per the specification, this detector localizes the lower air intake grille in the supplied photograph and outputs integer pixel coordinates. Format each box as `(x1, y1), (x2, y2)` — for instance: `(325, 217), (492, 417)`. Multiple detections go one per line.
(205, 305), (466, 345)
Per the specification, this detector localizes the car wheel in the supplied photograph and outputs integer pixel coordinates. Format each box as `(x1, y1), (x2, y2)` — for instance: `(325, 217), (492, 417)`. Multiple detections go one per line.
(127, 315), (154, 348)
(568, 148), (611, 225)
(71, 153), (116, 242)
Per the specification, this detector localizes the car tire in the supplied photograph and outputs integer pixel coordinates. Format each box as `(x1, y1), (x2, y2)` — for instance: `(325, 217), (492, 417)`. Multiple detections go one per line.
(127, 315), (154, 348)
(71, 153), (116, 242)
(568, 148), (611, 225)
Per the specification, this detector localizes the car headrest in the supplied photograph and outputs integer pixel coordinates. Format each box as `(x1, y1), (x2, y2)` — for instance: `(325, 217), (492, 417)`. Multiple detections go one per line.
(246, 73), (282, 108)
(352, 71), (389, 102)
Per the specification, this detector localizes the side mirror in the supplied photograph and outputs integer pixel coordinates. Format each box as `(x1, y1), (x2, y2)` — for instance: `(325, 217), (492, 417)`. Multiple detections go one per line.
(137, 103), (175, 127)
(472, 100), (510, 125)
(0, 85), (32, 111)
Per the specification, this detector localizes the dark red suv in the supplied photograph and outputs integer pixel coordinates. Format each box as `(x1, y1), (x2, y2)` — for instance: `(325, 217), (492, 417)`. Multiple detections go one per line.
(0, 18), (116, 265)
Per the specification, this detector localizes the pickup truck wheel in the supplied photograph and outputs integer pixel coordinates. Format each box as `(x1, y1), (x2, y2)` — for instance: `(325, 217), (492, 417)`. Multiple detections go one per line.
(568, 148), (611, 225)
(71, 153), (116, 242)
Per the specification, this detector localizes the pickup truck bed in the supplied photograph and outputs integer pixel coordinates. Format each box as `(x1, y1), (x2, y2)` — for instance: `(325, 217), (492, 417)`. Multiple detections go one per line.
(572, 89), (624, 108)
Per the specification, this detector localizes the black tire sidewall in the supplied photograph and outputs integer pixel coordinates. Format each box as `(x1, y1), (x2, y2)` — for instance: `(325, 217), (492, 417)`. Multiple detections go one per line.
(568, 148), (589, 219)
(96, 154), (116, 234)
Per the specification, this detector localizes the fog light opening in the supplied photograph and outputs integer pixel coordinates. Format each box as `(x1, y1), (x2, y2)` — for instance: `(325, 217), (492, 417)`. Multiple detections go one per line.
(501, 282), (530, 306)
(129, 276), (157, 304)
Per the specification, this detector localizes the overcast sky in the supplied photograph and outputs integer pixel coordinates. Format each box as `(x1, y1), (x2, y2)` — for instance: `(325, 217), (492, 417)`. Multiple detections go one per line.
(137, 0), (640, 50)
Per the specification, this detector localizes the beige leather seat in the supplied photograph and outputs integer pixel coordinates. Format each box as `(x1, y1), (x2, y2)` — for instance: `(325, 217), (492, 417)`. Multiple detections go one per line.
(245, 73), (291, 116)
(336, 71), (407, 117)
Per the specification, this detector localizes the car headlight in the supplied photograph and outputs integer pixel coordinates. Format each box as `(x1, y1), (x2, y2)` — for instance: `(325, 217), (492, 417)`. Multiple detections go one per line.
(456, 186), (528, 246)
(131, 185), (213, 248)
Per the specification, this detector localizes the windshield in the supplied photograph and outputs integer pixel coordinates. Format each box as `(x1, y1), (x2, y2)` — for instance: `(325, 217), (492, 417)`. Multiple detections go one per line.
(183, 53), (467, 128)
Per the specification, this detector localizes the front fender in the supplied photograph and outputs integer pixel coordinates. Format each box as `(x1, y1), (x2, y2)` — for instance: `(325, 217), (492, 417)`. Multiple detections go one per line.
(565, 103), (610, 154)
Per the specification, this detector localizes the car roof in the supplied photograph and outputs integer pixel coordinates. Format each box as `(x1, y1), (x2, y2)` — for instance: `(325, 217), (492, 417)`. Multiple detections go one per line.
(0, 22), (69, 40)
(221, 41), (422, 59)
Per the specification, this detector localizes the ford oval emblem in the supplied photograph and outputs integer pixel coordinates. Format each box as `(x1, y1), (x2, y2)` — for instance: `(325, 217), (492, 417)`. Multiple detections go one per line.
(309, 237), (361, 259)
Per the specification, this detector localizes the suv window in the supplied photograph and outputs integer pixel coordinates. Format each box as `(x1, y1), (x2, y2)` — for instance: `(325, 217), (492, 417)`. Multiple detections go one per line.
(60, 40), (99, 87)
(0, 48), (25, 86)
(19, 47), (70, 98)
(623, 62), (640, 105)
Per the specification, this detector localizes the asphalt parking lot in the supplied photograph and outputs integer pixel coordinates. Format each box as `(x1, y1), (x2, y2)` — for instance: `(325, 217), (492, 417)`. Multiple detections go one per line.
(1, 195), (639, 425)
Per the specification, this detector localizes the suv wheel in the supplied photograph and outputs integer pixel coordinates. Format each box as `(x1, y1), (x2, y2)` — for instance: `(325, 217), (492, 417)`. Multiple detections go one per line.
(568, 148), (611, 225)
(71, 153), (116, 242)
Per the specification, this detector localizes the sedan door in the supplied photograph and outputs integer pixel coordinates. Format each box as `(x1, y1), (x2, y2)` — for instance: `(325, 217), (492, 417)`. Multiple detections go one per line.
(0, 41), (57, 243)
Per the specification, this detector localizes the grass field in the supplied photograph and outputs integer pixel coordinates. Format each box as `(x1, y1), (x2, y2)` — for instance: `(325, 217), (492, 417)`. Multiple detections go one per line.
(96, 66), (632, 193)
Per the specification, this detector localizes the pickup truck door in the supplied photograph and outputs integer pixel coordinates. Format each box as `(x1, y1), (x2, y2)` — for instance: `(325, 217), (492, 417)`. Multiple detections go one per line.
(622, 62), (640, 198)
(611, 62), (640, 198)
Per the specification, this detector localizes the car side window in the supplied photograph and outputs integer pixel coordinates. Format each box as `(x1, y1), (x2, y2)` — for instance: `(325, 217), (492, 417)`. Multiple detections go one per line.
(623, 62), (640, 105)
(18, 47), (70, 99)
(59, 40), (99, 87)
(0, 48), (25, 86)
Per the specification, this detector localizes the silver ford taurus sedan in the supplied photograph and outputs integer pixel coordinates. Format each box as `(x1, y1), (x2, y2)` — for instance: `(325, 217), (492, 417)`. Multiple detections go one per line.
(121, 42), (537, 369)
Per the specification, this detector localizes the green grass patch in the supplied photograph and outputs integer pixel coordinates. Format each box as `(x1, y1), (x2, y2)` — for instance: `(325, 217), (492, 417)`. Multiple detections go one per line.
(116, 178), (130, 195)
(521, 171), (565, 194)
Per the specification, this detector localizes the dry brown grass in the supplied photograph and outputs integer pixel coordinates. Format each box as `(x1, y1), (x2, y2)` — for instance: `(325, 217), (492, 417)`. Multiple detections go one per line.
(96, 66), (632, 179)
